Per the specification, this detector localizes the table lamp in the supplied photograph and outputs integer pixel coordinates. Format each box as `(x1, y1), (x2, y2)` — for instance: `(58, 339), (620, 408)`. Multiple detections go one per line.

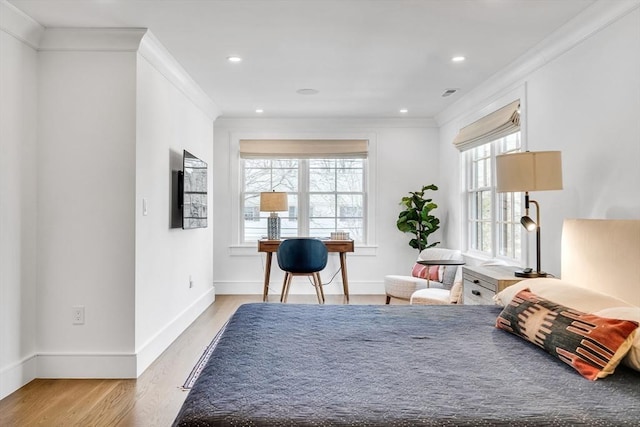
(496, 151), (563, 277)
(260, 191), (288, 240)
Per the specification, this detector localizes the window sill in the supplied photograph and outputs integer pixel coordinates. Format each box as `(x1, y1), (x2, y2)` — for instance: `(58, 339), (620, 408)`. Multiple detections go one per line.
(462, 251), (521, 268)
(229, 244), (378, 257)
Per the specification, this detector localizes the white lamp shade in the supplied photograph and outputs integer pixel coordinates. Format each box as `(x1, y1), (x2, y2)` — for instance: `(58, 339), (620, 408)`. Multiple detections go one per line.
(260, 192), (288, 212)
(496, 151), (563, 193)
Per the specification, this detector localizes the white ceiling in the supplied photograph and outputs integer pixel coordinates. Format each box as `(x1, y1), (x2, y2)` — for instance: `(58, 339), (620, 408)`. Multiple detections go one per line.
(8, 0), (596, 118)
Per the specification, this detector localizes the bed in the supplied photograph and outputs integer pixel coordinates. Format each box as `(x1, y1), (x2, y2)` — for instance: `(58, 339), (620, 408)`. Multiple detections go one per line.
(173, 219), (640, 426)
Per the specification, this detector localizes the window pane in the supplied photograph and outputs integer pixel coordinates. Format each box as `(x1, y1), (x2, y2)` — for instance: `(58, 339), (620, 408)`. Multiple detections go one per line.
(480, 191), (491, 220)
(244, 159), (271, 168)
(242, 157), (366, 243)
(465, 131), (522, 260)
(309, 168), (335, 192)
(337, 168), (363, 192)
(481, 221), (492, 253)
(243, 192), (264, 241)
(244, 168), (273, 192)
(309, 218), (336, 237)
(271, 159), (298, 168)
(310, 194), (336, 217)
(337, 218), (363, 241)
(280, 194), (298, 238)
(272, 168), (298, 192)
(338, 194), (363, 218)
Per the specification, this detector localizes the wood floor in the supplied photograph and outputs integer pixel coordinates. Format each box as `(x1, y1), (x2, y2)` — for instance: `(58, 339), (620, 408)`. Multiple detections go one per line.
(0, 294), (392, 427)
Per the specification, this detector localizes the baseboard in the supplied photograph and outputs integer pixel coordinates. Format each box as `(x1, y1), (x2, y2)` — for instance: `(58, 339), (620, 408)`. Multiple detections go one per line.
(36, 353), (137, 379)
(135, 287), (216, 376)
(0, 354), (37, 400)
(214, 280), (384, 296)
(9, 288), (217, 385)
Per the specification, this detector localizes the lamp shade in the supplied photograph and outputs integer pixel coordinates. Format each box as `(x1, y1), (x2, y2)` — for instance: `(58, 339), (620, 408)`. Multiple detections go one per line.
(260, 192), (288, 212)
(496, 151), (563, 193)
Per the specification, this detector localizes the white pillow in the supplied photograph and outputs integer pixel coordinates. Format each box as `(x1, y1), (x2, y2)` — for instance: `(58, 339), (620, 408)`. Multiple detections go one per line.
(594, 306), (640, 372)
(493, 278), (634, 313)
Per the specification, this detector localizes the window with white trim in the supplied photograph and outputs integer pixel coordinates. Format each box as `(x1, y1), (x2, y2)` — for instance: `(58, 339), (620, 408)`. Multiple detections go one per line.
(241, 157), (367, 243)
(465, 132), (522, 260)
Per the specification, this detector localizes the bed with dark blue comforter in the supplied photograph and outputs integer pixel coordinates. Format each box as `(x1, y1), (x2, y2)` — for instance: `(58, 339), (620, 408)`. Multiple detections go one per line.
(173, 303), (640, 426)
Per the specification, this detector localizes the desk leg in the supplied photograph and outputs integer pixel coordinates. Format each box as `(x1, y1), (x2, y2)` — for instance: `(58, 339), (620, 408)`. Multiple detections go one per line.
(339, 252), (349, 303)
(263, 252), (273, 302)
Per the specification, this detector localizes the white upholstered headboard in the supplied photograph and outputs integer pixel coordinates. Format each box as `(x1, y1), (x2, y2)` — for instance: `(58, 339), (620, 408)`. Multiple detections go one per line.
(561, 219), (640, 307)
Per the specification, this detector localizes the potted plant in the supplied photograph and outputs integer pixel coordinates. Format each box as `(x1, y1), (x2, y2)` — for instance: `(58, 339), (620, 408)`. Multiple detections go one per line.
(396, 184), (440, 252)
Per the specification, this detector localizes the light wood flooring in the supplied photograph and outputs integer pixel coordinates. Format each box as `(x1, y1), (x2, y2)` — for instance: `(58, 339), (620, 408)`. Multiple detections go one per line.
(0, 294), (393, 427)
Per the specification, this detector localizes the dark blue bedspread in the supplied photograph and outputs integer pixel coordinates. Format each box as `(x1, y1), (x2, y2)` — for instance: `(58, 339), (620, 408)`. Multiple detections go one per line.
(173, 303), (640, 426)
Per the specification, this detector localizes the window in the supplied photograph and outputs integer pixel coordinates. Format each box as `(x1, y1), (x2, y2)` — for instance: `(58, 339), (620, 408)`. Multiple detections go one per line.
(465, 132), (522, 260)
(241, 158), (366, 243)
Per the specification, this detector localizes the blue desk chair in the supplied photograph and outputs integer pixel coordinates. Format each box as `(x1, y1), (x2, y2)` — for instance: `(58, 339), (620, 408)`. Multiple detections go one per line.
(277, 238), (328, 304)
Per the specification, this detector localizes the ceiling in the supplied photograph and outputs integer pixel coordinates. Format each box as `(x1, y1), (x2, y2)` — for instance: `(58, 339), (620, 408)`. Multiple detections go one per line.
(8, 0), (596, 119)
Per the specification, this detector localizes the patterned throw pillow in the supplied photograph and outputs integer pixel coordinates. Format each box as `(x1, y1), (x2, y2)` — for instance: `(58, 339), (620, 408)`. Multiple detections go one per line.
(496, 289), (639, 380)
(411, 263), (439, 281)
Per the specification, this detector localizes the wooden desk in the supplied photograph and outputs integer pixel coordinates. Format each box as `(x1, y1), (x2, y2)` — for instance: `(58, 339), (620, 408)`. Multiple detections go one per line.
(258, 239), (355, 302)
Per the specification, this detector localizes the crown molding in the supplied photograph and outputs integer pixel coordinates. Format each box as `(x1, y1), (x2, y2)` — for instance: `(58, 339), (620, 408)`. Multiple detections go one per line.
(435, 0), (640, 127)
(214, 116), (437, 129)
(39, 27), (146, 51)
(139, 31), (221, 120)
(0, 0), (44, 49)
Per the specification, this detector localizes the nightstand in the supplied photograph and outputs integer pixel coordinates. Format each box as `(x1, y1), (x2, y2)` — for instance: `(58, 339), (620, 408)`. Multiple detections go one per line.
(462, 265), (524, 305)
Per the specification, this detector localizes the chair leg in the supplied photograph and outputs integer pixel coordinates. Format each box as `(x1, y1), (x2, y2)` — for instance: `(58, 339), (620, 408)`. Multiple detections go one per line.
(281, 273), (292, 303)
(280, 273), (287, 302)
(315, 272), (325, 304)
(385, 295), (391, 304)
(312, 273), (323, 304)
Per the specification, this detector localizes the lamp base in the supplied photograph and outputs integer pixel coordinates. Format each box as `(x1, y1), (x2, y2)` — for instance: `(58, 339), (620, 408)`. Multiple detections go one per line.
(266, 214), (281, 240)
(514, 270), (548, 278)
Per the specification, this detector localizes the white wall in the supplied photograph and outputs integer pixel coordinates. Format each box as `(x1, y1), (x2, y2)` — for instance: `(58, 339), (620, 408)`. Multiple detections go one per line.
(134, 37), (216, 375)
(1, 10), (219, 395)
(212, 118), (441, 296)
(36, 48), (138, 375)
(437, 3), (640, 277)
(0, 3), (40, 397)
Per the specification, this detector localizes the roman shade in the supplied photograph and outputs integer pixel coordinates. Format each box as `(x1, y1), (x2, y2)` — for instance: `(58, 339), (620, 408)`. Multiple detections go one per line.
(239, 139), (368, 159)
(453, 100), (520, 151)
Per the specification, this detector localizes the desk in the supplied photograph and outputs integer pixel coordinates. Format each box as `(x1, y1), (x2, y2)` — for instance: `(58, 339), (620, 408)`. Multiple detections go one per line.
(258, 239), (355, 302)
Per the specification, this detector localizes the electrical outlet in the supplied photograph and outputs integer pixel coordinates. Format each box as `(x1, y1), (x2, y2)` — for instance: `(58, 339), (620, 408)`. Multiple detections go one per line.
(72, 306), (85, 325)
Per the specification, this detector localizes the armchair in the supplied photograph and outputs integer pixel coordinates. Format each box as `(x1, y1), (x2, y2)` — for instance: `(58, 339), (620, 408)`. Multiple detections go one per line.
(384, 248), (463, 304)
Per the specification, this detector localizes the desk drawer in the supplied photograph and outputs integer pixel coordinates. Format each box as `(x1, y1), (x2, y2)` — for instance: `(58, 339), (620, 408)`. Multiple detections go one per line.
(463, 279), (495, 305)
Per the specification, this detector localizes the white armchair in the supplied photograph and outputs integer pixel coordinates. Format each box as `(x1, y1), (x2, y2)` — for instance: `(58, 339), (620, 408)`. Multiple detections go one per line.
(384, 248), (464, 305)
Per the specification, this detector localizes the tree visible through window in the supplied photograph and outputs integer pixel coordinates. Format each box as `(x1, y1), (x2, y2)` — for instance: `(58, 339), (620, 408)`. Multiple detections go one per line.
(466, 132), (522, 260)
(242, 158), (365, 243)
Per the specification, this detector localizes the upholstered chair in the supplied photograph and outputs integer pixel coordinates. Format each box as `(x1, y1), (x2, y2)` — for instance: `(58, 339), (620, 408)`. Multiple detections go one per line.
(277, 238), (328, 304)
(384, 248), (463, 304)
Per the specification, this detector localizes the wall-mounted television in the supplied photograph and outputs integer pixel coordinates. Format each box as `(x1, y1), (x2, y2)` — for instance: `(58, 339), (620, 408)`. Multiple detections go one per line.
(178, 150), (208, 229)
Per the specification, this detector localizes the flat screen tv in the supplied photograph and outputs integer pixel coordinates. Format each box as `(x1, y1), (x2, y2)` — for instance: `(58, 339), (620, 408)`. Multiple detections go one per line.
(181, 150), (208, 229)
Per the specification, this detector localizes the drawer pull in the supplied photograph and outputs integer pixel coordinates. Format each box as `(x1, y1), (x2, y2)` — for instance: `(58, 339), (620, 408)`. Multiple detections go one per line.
(473, 279), (480, 284)
(471, 290), (481, 296)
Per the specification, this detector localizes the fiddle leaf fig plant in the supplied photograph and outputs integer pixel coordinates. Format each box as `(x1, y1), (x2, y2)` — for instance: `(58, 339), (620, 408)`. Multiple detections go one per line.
(396, 184), (441, 252)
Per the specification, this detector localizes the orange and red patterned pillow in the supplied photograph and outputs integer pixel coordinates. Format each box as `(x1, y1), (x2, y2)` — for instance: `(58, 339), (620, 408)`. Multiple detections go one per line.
(411, 263), (439, 281)
(496, 289), (639, 380)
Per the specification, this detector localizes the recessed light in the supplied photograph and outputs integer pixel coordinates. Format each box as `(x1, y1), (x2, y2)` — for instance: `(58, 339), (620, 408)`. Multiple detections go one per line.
(399, 109), (408, 114)
(451, 56), (466, 62)
(255, 109), (264, 114)
(296, 88), (319, 95)
(227, 56), (242, 63)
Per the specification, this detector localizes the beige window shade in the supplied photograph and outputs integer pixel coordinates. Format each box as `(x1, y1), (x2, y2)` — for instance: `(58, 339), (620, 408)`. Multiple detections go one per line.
(453, 100), (520, 151)
(239, 139), (368, 159)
